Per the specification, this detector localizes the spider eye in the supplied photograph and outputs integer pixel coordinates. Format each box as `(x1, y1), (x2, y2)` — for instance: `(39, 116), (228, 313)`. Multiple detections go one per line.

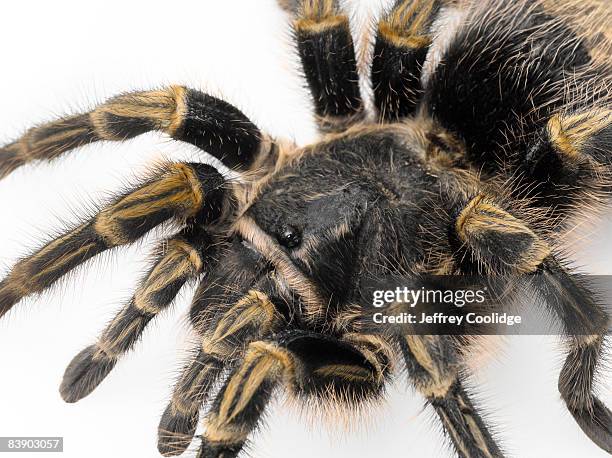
(277, 224), (301, 248)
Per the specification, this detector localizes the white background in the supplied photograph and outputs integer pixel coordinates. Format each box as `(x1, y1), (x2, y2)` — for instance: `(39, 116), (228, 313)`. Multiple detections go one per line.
(0, 1), (610, 457)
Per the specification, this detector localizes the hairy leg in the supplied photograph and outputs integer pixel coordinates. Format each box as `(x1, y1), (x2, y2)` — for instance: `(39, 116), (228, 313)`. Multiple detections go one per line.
(0, 162), (225, 318)
(532, 257), (611, 453)
(0, 86), (274, 177)
(520, 108), (612, 216)
(372, 0), (442, 121)
(198, 341), (286, 458)
(451, 193), (611, 452)
(197, 330), (389, 458)
(291, 0), (364, 132)
(400, 335), (504, 458)
(158, 288), (284, 456)
(60, 227), (213, 403)
(160, 239), (285, 457)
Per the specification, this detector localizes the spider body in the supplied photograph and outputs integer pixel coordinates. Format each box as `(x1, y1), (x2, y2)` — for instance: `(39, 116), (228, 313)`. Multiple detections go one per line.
(246, 125), (435, 299)
(0, 0), (611, 457)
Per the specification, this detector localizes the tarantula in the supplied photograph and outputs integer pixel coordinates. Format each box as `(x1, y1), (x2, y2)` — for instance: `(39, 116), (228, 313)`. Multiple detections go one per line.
(0, 0), (610, 456)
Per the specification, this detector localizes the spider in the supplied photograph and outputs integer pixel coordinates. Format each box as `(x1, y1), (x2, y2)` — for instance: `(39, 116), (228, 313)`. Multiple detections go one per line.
(0, 0), (610, 457)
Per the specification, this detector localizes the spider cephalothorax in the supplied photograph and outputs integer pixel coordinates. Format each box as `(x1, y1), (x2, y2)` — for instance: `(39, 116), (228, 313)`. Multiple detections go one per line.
(0, 0), (611, 457)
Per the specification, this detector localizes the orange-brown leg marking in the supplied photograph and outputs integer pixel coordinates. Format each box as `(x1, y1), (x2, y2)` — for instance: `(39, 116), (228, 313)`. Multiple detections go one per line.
(158, 290), (284, 457)
(60, 228), (211, 403)
(0, 162), (224, 318)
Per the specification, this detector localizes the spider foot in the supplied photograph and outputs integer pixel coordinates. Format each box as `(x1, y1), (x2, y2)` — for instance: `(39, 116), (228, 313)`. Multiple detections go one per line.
(568, 397), (612, 453)
(59, 345), (116, 403)
(157, 404), (199, 457)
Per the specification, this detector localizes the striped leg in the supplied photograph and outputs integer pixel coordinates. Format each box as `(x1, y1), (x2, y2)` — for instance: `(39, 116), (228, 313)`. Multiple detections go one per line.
(559, 335), (611, 453)
(59, 227), (213, 403)
(293, 0), (364, 132)
(533, 258), (611, 453)
(521, 108), (612, 212)
(198, 341), (288, 458)
(198, 331), (390, 458)
(0, 162), (225, 318)
(452, 194), (611, 452)
(158, 290), (284, 456)
(372, 0), (442, 121)
(0, 85), (272, 178)
(400, 335), (504, 458)
(453, 193), (551, 275)
(159, 350), (225, 457)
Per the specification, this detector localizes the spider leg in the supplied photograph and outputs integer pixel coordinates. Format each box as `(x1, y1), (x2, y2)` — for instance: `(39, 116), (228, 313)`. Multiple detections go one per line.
(453, 196), (611, 451)
(59, 226), (213, 404)
(158, 288), (284, 457)
(531, 257), (611, 453)
(400, 335), (504, 458)
(198, 341), (286, 458)
(198, 330), (389, 458)
(453, 194), (551, 275)
(0, 86), (273, 178)
(371, 0), (442, 121)
(289, 0), (364, 132)
(434, 196), (547, 457)
(159, 349), (225, 457)
(520, 108), (612, 215)
(0, 162), (226, 318)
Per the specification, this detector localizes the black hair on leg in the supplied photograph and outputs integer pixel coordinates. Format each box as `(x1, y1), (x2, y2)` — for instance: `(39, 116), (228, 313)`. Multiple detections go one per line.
(400, 335), (504, 458)
(159, 284), (285, 457)
(520, 108), (612, 214)
(60, 227), (213, 404)
(531, 257), (611, 453)
(293, 0), (364, 133)
(0, 162), (225, 319)
(0, 86), (272, 177)
(372, 0), (442, 121)
(197, 341), (288, 458)
(158, 349), (225, 457)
